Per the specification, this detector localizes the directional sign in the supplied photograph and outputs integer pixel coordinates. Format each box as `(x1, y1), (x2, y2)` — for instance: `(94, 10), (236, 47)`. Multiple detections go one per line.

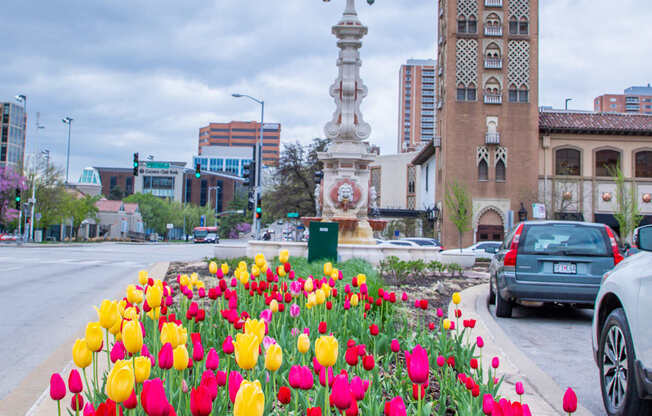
(287, 212), (299, 218)
(146, 161), (170, 169)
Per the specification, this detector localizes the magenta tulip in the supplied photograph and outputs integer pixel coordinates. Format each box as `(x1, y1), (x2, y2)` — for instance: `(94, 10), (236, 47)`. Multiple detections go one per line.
(110, 341), (126, 363)
(390, 339), (400, 353)
(201, 371), (218, 401)
(228, 371), (243, 403)
(319, 366), (334, 387)
(330, 374), (352, 411)
(190, 385), (213, 416)
(350, 376), (370, 401)
(563, 388), (577, 413)
(68, 369), (83, 394)
(482, 394), (494, 415)
(222, 336), (234, 354)
(288, 365), (302, 389)
(405, 345), (429, 384)
(300, 366), (314, 390)
(205, 348), (219, 370)
(216, 370), (227, 387)
(386, 396), (407, 416)
(158, 343), (173, 370)
(193, 341), (205, 362)
(141, 378), (170, 416)
(516, 381), (524, 396)
(83, 402), (95, 416)
(492, 356), (500, 369)
(49, 373), (66, 401)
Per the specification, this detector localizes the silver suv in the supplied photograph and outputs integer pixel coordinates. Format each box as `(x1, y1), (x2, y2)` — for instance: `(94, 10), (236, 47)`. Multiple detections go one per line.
(592, 224), (652, 415)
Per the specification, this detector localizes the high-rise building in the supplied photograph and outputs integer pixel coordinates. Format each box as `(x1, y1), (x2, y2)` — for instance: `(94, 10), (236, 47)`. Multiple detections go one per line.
(397, 59), (437, 152)
(198, 121), (281, 166)
(193, 146), (253, 177)
(0, 102), (26, 172)
(594, 84), (652, 115)
(435, 0), (539, 246)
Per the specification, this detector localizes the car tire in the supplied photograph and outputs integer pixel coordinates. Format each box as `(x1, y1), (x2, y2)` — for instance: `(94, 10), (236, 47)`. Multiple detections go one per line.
(488, 276), (496, 305)
(495, 289), (512, 318)
(599, 308), (651, 416)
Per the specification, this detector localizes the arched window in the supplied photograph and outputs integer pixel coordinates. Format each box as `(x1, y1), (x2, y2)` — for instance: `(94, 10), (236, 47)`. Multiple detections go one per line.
(509, 16), (518, 34)
(595, 149), (620, 177)
(519, 17), (529, 34)
(485, 43), (502, 69)
(635, 151), (652, 178)
(458, 15), (477, 33)
(468, 15), (477, 33)
(495, 160), (506, 181)
(555, 148), (581, 176)
(479, 159), (488, 181)
(458, 16), (467, 33)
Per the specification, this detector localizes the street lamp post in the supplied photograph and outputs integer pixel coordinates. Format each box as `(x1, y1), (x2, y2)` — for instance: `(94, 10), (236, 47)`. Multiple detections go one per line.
(232, 93), (264, 240)
(565, 98), (573, 110)
(14, 95), (27, 239)
(209, 186), (221, 227)
(62, 116), (73, 184)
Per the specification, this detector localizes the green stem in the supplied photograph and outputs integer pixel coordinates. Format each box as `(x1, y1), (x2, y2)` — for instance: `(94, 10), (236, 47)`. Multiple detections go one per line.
(324, 367), (330, 415)
(106, 329), (111, 370)
(57, 400), (61, 416)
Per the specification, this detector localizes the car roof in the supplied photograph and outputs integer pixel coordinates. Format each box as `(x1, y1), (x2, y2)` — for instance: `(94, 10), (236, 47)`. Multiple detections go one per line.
(520, 220), (607, 228)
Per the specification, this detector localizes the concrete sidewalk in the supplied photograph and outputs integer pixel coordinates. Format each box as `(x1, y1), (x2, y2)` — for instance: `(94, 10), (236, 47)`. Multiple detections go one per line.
(448, 284), (593, 416)
(0, 261), (169, 416)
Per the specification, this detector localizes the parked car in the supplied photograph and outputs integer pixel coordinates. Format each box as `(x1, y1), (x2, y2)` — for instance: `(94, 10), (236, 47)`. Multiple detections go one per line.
(204, 233), (219, 244)
(401, 237), (443, 249)
(380, 240), (419, 247)
(461, 241), (502, 259)
(488, 221), (623, 318)
(592, 224), (652, 415)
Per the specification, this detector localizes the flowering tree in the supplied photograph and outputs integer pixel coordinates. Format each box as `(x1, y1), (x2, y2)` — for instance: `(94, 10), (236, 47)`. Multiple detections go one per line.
(0, 167), (27, 229)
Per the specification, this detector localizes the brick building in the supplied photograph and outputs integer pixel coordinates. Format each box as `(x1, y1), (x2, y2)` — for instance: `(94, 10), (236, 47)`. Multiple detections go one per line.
(397, 59), (437, 152)
(198, 121), (281, 166)
(594, 84), (652, 115)
(435, 0), (539, 246)
(0, 102), (26, 171)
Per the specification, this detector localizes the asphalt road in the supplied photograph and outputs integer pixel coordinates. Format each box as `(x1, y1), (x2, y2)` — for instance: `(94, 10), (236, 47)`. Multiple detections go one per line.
(0, 242), (225, 400)
(489, 302), (605, 416)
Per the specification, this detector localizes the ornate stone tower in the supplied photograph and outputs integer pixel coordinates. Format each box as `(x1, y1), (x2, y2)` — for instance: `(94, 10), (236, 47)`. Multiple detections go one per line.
(317, 0), (379, 244)
(435, 0), (539, 246)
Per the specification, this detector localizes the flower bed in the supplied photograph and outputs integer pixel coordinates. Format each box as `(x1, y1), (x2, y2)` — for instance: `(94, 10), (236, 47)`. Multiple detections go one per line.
(48, 250), (577, 415)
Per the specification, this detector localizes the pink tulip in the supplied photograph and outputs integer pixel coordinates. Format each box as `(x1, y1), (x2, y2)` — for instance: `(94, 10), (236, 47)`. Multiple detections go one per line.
(260, 309), (272, 323)
(68, 369), (83, 394)
(401, 292), (408, 301)
(230, 278), (237, 287)
(200, 371), (218, 401)
(300, 366), (314, 390)
(477, 336), (484, 348)
(49, 373), (66, 401)
(563, 388), (577, 413)
(193, 341), (205, 362)
(313, 356), (324, 376)
(158, 343), (173, 369)
(290, 304), (300, 317)
(405, 345), (429, 384)
(83, 402), (95, 416)
(110, 341), (126, 363)
(437, 308), (444, 318)
(289, 365), (302, 389)
(330, 374), (352, 411)
(319, 366), (334, 387)
(385, 396), (407, 416)
(360, 283), (368, 295)
(198, 288), (206, 298)
(350, 376), (370, 401)
(216, 370), (227, 386)
(390, 339), (400, 353)
(141, 378), (170, 416)
(436, 355), (445, 367)
(482, 394), (494, 415)
(222, 336), (234, 354)
(205, 348), (219, 371)
(515, 381), (524, 396)
(522, 404), (532, 416)
(492, 357), (500, 369)
(343, 300), (351, 310)
(228, 371), (243, 403)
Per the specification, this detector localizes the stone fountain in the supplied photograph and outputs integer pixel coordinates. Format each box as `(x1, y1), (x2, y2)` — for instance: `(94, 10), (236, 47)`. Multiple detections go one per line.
(304, 0), (386, 245)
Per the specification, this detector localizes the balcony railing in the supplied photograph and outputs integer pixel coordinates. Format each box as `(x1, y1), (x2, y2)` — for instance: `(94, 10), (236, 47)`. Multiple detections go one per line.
(484, 25), (503, 36)
(485, 133), (500, 145)
(484, 57), (502, 69)
(484, 94), (502, 104)
(484, 0), (503, 7)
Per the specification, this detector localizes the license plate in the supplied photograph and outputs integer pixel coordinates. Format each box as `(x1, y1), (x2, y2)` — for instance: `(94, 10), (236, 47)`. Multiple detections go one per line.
(554, 262), (577, 274)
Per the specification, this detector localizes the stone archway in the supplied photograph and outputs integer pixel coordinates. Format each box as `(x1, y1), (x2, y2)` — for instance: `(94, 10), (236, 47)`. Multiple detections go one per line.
(475, 207), (505, 242)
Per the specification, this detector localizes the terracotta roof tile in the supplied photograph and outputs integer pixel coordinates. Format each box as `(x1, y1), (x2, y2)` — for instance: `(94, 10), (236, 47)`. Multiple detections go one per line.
(539, 111), (652, 135)
(95, 199), (139, 214)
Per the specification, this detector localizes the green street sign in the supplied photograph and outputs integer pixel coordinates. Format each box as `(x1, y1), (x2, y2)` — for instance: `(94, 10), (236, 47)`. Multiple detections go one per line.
(146, 162), (170, 169)
(287, 212), (299, 218)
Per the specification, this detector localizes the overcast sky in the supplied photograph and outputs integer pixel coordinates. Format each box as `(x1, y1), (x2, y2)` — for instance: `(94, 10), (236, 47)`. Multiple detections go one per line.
(1, 0), (650, 180)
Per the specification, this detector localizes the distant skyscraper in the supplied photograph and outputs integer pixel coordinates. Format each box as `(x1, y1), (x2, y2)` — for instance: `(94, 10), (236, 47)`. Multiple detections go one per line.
(0, 102), (26, 171)
(594, 84), (652, 114)
(397, 59), (437, 153)
(198, 121), (281, 166)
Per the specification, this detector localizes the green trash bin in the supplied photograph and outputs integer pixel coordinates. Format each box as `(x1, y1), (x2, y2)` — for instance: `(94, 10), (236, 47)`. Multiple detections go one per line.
(308, 222), (339, 263)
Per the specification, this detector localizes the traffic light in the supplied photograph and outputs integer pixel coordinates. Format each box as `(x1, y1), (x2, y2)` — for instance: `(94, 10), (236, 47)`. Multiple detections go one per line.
(314, 170), (324, 184)
(14, 188), (21, 209)
(243, 161), (256, 187)
(133, 153), (139, 176)
(195, 162), (201, 179)
(255, 199), (262, 220)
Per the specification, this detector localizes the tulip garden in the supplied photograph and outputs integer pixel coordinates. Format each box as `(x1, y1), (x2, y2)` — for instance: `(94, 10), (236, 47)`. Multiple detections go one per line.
(48, 250), (580, 416)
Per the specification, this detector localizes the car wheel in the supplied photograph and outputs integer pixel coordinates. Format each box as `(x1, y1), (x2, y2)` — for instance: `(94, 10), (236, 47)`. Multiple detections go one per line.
(488, 276), (496, 305)
(599, 308), (651, 416)
(495, 288), (512, 318)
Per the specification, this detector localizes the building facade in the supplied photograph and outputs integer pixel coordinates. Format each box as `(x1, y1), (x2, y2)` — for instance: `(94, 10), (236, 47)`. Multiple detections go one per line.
(0, 102), (26, 172)
(538, 110), (652, 236)
(435, 0), (539, 246)
(198, 121), (281, 166)
(193, 146), (254, 177)
(594, 84), (652, 115)
(397, 59), (437, 152)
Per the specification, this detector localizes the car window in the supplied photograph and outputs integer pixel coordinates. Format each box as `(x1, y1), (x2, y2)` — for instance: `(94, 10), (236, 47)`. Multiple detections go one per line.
(407, 239), (434, 246)
(519, 224), (610, 256)
(390, 241), (412, 246)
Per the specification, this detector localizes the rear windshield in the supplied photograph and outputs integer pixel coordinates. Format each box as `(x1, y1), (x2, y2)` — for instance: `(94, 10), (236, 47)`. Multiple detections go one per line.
(519, 224), (610, 256)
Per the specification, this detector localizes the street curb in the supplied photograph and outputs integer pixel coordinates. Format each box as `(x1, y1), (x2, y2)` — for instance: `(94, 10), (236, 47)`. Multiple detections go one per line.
(0, 261), (170, 416)
(450, 284), (593, 416)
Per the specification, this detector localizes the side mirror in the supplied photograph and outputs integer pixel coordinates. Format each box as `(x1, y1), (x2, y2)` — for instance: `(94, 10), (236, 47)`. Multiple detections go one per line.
(635, 225), (652, 251)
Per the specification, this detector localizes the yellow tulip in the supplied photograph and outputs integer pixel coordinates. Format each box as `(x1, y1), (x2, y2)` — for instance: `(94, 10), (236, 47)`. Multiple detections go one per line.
(122, 320), (143, 354)
(264, 344), (283, 372)
(117, 299), (127, 317)
(315, 335), (338, 367)
(452, 292), (461, 305)
(146, 307), (160, 321)
(251, 265), (260, 277)
(196, 280), (205, 289)
(109, 318), (122, 336)
(443, 319), (451, 330)
(221, 263), (229, 275)
(178, 325), (188, 346)
(179, 274), (190, 288)
(234, 333), (260, 370)
(239, 271), (250, 285)
(323, 262), (333, 276)
(261, 262), (269, 273)
(322, 284), (332, 298)
(234, 269), (241, 280)
(270, 299), (279, 313)
(234, 380), (265, 416)
(173, 345), (189, 371)
(209, 261), (218, 275)
(85, 322), (104, 352)
(126, 284), (143, 305)
(72, 338), (93, 368)
(244, 319), (265, 345)
(307, 293), (317, 308)
(238, 261), (247, 270)
(297, 333), (310, 354)
(134, 356), (151, 383)
(357, 274), (367, 285)
(138, 270), (148, 285)
(278, 267), (286, 278)
(254, 253), (266, 268)
(279, 249), (290, 264)
(106, 360), (134, 403)
(146, 285), (163, 309)
(305, 278), (314, 293)
(124, 307), (138, 321)
(330, 270), (339, 281)
(95, 300), (120, 329)
(350, 294), (359, 307)
(315, 289), (325, 305)
(160, 322), (181, 348)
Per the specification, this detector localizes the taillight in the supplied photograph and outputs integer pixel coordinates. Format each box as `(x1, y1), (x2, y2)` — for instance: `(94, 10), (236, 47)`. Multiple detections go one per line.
(504, 224), (524, 267)
(605, 226), (624, 265)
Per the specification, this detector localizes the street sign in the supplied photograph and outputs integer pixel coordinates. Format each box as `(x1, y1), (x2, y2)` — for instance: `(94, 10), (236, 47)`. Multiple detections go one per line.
(287, 212), (299, 218)
(394, 229), (400, 238)
(532, 203), (546, 219)
(166, 223), (173, 230)
(146, 161), (170, 169)
(297, 225), (305, 230)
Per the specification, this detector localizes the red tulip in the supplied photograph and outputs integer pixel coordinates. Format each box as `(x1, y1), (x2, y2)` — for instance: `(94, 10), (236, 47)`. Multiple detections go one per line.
(412, 383), (425, 400)
(362, 355), (375, 371)
(68, 369), (83, 394)
(455, 309), (462, 318)
(428, 322), (435, 331)
(205, 348), (219, 370)
(391, 339), (400, 353)
(49, 373), (66, 401)
(216, 371), (227, 387)
(318, 321), (327, 334)
(470, 358), (478, 369)
(511, 402), (523, 416)
(201, 371), (218, 401)
(274, 385), (290, 404)
(345, 347), (359, 366)
(71, 393), (84, 411)
(331, 374), (352, 411)
(123, 391), (137, 409)
(369, 324), (379, 336)
(405, 345), (429, 384)
(158, 343), (173, 369)
(384, 396), (407, 416)
(447, 356), (456, 368)
(190, 385), (212, 416)
(345, 395), (359, 416)
(141, 378), (170, 416)
(307, 407), (322, 416)
(228, 371), (243, 403)
(562, 388), (577, 413)
(419, 299), (428, 310)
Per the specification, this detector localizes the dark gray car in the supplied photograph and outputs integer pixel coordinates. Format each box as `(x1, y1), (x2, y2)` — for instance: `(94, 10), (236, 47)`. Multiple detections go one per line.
(489, 221), (622, 318)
